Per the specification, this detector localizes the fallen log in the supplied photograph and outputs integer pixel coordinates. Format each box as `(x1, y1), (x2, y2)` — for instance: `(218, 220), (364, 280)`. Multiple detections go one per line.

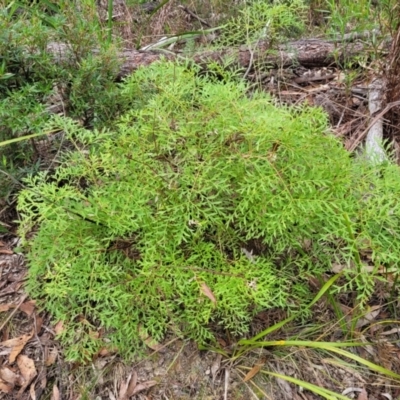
(43, 34), (392, 158)
(47, 36), (387, 80)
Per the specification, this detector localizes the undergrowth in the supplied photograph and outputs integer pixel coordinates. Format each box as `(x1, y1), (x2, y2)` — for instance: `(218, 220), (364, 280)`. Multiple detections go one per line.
(17, 60), (400, 362)
(0, 0), (121, 199)
(215, 0), (306, 47)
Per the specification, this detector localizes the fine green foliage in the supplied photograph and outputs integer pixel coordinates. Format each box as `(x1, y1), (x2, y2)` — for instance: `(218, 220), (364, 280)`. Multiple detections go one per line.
(0, 0), (121, 130)
(323, 0), (377, 39)
(18, 61), (400, 362)
(216, 0), (307, 47)
(0, 0), (122, 200)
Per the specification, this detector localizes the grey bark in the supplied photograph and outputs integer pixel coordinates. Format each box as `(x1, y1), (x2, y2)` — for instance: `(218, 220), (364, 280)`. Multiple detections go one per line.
(46, 37), (382, 80)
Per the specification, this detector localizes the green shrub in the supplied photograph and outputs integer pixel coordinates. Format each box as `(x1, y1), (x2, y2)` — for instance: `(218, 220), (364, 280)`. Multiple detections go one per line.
(0, 1), (122, 201)
(216, 0), (307, 47)
(18, 61), (400, 362)
(0, 0), (122, 127)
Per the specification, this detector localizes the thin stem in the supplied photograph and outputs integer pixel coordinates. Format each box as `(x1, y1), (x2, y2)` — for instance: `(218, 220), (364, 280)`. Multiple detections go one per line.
(107, 0), (113, 45)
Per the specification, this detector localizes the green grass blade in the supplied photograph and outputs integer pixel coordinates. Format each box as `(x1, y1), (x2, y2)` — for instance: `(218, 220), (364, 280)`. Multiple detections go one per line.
(198, 345), (230, 357)
(327, 346), (400, 381)
(238, 316), (296, 345)
(307, 273), (342, 308)
(256, 369), (351, 400)
(0, 130), (57, 147)
(239, 273), (342, 345)
(238, 339), (365, 347)
(240, 340), (400, 381)
(324, 287), (348, 333)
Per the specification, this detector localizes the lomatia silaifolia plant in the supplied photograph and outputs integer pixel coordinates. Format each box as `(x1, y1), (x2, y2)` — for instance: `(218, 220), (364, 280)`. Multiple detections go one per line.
(18, 61), (400, 361)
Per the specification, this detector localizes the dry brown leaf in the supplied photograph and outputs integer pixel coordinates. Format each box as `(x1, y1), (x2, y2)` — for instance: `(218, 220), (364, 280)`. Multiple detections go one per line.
(332, 263), (376, 273)
(0, 304), (13, 312)
(118, 372), (138, 400)
(381, 327), (400, 336)
(211, 354), (222, 383)
(0, 249), (13, 255)
(243, 363), (263, 382)
(118, 379), (128, 400)
(89, 330), (99, 339)
(98, 346), (117, 357)
(331, 263), (345, 273)
(51, 384), (60, 400)
(45, 348), (58, 366)
(19, 301), (36, 317)
(17, 355), (37, 398)
(357, 388), (368, 400)
(39, 371), (47, 390)
(29, 382), (37, 400)
(8, 271), (26, 282)
(200, 282), (217, 305)
(0, 331), (33, 363)
(1, 325), (9, 342)
(131, 380), (157, 396)
(54, 321), (64, 335)
(217, 337), (227, 348)
(17, 355), (37, 387)
(0, 367), (19, 386)
(0, 380), (13, 394)
(356, 305), (382, 329)
(138, 325), (162, 351)
(357, 334), (376, 359)
(0, 281), (22, 296)
(125, 371), (138, 398)
(35, 315), (43, 334)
